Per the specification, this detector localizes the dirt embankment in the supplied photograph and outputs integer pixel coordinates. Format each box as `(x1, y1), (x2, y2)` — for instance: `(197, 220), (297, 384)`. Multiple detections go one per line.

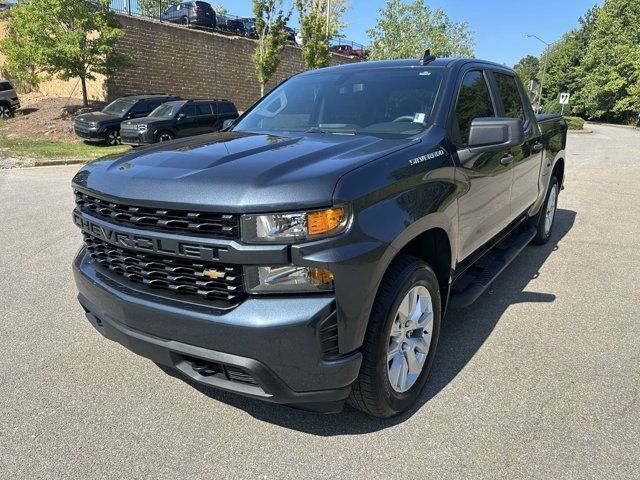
(0, 93), (106, 141)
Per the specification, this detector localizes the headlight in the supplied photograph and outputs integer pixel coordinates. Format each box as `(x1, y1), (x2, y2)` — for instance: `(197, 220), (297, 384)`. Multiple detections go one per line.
(137, 124), (148, 132)
(241, 206), (349, 243)
(244, 265), (334, 293)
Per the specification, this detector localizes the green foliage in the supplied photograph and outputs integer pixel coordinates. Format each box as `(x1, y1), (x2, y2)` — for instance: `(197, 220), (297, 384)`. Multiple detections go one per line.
(579, 0), (640, 122)
(0, 133), (130, 159)
(0, 0), (132, 106)
(513, 55), (540, 92)
(367, 0), (474, 60)
(564, 116), (585, 130)
(138, 0), (179, 18)
(525, 1), (640, 123)
(295, 0), (347, 70)
(252, 0), (291, 96)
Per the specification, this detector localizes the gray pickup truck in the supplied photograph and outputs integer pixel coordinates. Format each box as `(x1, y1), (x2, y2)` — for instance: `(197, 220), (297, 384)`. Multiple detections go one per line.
(71, 56), (567, 418)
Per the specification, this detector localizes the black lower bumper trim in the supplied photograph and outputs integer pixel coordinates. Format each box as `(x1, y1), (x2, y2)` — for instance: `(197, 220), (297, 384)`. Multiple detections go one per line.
(81, 298), (356, 409)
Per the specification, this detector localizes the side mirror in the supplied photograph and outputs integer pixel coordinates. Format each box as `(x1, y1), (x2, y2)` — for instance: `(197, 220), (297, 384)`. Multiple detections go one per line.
(467, 117), (524, 152)
(222, 119), (235, 130)
(177, 113), (186, 120)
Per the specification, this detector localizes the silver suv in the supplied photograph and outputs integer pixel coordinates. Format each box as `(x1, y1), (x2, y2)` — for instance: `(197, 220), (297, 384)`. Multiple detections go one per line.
(0, 80), (20, 119)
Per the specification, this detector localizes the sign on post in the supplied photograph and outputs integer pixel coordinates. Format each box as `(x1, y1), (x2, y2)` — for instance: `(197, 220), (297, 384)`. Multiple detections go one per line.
(559, 93), (571, 115)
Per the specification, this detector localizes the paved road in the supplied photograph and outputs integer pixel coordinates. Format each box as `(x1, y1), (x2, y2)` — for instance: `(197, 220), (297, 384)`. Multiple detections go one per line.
(1, 124), (639, 479)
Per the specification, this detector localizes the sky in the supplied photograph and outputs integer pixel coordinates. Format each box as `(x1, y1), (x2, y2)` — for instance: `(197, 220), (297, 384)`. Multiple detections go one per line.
(225, 0), (601, 67)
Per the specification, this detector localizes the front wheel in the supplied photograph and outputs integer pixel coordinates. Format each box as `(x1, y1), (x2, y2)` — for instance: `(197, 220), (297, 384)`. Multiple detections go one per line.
(105, 129), (121, 146)
(156, 131), (174, 143)
(348, 255), (441, 418)
(532, 176), (559, 245)
(0, 104), (13, 119)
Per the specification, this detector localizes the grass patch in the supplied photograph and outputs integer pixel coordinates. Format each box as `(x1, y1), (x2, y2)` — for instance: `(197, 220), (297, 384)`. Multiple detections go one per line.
(564, 116), (585, 131)
(0, 134), (131, 160)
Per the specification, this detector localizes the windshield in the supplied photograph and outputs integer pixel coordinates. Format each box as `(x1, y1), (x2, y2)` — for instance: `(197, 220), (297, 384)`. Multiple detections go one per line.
(102, 98), (134, 116)
(149, 102), (184, 118)
(233, 67), (444, 136)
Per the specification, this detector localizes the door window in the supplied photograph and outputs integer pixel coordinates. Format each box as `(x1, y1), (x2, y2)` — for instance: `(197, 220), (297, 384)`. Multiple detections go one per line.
(453, 70), (496, 145)
(180, 104), (197, 117)
(494, 73), (526, 121)
(196, 103), (212, 115)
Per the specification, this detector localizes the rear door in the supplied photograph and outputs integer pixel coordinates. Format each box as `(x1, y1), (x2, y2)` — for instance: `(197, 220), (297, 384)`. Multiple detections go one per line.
(490, 71), (543, 217)
(452, 69), (517, 260)
(195, 102), (216, 133)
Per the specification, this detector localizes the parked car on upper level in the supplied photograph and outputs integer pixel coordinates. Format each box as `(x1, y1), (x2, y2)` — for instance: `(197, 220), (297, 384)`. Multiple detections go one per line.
(0, 79), (20, 119)
(160, 1), (215, 28)
(239, 17), (258, 38)
(0, 2), (13, 13)
(120, 99), (239, 146)
(330, 44), (367, 59)
(74, 94), (181, 145)
(215, 15), (247, 35)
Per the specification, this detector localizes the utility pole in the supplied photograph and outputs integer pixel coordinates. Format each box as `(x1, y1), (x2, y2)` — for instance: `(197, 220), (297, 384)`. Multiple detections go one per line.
(525, 34), (551, 113)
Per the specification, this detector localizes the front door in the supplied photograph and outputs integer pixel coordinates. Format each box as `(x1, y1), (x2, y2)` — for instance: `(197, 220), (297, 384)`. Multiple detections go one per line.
(452, 69), (517, 260)
(175, 104), (198, 138)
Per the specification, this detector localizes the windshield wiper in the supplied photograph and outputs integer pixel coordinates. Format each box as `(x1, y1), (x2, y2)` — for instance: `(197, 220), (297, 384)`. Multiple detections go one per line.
(305, 127), (357, 135)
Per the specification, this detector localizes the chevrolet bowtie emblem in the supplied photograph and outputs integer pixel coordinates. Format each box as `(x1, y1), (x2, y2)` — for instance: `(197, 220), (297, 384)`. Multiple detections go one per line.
(203, 268), (225, 280)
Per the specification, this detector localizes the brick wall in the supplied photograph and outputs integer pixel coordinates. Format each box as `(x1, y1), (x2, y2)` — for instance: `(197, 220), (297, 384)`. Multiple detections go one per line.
(108, 15), (358, 111)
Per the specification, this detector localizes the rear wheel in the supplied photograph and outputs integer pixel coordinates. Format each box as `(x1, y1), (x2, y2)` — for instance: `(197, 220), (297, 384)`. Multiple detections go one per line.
(532, 176), (559, 245)
(181, 16), (190, 25)
(156, 131), (174, 143)
(0, 104), (13, 119)
(348, 255), (441, 418)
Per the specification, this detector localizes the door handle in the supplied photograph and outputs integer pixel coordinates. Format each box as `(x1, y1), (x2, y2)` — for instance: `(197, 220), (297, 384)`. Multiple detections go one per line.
(500, 154), (514, 166)
(532, 142), (544, 153)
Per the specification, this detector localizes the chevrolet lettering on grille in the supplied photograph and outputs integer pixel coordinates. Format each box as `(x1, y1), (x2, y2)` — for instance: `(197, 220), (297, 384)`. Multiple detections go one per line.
(73, 212), (219, 261)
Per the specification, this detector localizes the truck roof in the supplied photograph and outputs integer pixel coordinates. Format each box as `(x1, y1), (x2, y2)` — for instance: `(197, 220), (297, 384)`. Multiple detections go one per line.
(310, 57), (512, 75)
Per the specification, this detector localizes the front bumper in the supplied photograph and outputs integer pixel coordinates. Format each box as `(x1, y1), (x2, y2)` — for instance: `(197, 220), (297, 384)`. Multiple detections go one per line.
(120, 130), (154, 146)
(74, 125), (107, 142)
(73, 249), (361, 410)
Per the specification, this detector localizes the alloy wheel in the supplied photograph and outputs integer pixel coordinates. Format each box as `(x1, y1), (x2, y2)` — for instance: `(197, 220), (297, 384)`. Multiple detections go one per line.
(387, 285), (434, 393)
(544, 184), (558, 236)
(0, 106), (11, 119)
(158, 133), (173, 142)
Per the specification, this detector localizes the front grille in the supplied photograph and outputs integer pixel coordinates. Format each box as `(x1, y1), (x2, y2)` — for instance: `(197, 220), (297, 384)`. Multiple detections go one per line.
(83, 233), (246, 307)
(75, 190), (240, 239)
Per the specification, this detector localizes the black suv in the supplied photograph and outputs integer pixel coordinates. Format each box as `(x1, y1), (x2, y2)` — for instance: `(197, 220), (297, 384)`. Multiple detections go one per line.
(120, 99), (239, 146)
(160, 1), (215, 28)
(74, 94), (181, 145)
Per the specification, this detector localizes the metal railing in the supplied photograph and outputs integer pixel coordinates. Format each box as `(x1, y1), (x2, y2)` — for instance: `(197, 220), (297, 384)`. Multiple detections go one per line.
(108, 0), (364, 54)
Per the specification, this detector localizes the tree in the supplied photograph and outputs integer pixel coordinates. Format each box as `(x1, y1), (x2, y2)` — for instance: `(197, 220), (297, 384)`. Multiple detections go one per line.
(367, 0), (474, 60)
(295, 0), (348, 69)
(252, 0), (291, 97)
(579, 0), (640, 122)
(513, 55), (540, 93)
(211, 4), (228, 16)
(0, 0), (131, 107)
(138, 0), (178, 18)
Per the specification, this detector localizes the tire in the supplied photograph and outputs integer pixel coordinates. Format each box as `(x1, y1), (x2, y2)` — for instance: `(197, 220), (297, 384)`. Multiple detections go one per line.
(181, 16), (190, 25)
(348, 255), (441, 418)
(105, 129), (120, 146)
(532, 175), (559, 245)
(156, 131), (174, 143)
(0, 104), (13, 119)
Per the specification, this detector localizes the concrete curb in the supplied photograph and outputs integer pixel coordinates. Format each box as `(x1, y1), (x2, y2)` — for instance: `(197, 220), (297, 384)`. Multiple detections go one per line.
(32, 158), (87, 167)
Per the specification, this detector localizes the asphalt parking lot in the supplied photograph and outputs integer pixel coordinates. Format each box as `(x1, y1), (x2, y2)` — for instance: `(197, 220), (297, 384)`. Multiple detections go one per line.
(1, 123), (638, 479)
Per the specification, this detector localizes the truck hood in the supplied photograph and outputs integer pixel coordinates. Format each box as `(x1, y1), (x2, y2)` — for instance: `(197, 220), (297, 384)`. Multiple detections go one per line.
(73, 130), (417, 212)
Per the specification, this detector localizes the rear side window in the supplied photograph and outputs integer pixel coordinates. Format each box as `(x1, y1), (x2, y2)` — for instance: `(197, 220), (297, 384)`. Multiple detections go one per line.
(219, 103), (236, 114)
(494, 73), (526, 121)
(196, 103), (212, 115)
(453, 70), (496, 145)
